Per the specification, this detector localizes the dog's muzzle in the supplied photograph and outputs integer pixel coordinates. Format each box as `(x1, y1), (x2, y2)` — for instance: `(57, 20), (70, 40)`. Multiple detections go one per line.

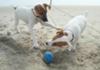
(38, 13), (48, 22)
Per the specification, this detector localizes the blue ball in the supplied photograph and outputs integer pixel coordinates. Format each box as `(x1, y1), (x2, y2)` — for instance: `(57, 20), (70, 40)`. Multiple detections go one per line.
(43, 51), (54, 64)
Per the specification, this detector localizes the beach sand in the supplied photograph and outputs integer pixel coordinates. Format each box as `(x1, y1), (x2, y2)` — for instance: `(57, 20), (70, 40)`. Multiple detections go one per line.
(0, 6), (100, 70)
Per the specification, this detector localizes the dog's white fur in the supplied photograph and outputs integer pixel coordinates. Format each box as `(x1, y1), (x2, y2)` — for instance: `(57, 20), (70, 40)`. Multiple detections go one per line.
(48, 14), (87, 51)
(14, 6), (58, 48)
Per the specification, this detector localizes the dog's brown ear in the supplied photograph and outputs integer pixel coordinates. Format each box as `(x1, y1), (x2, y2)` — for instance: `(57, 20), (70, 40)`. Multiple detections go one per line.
(52, 30), (64, 40)
(34, 4), (46, 16)
(56, 29), (68, 36)
(43, 3), (48, 7)
(43, 3), (51, 10)
(56, 30), (64, 35)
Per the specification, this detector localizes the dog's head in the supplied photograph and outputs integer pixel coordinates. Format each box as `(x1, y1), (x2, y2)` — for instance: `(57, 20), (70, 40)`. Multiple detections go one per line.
(51, 30), (69, 47)
(34, 3), (50, 22)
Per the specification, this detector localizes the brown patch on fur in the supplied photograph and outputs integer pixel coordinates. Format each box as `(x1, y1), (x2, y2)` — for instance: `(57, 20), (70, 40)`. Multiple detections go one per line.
(34, 4), (45, 16)
(51, 30), (69, 47)
(52, 30), (68, 40)
(34, 3), (50, 16)
(52, 41), (68, 47)
(43, 3), (51, 10)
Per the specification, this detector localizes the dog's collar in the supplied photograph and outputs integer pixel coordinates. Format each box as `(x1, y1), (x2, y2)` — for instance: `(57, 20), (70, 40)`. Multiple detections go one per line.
(70, 32), (74, 42)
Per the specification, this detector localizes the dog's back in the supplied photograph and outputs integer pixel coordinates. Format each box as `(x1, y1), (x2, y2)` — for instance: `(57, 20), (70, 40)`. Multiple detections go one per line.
(75, 15), (87, 32)
(64, 15), (87, 33)
(63, 15), (87, 40)
(14, 7), (35, 23)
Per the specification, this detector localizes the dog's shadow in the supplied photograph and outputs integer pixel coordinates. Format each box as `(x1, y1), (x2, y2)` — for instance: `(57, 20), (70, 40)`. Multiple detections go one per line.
(0, 36), (28, 54)
(46, 49), (77, 70)
(53, 50), (75, 64)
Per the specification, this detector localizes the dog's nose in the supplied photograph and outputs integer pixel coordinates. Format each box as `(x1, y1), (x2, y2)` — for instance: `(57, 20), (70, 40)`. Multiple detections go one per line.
(41, 13), (48, 22)
(42, 17), (48, 22)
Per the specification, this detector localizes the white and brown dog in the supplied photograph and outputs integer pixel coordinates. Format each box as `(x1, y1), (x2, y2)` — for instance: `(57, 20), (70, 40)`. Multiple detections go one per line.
(47, 14), (87, 51)
(14, 3), (59, 48)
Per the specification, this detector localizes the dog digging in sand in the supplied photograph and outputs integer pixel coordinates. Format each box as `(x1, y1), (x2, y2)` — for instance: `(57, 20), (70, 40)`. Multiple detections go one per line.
(46, 14), (87, 52)
(14, 3), (61, 49)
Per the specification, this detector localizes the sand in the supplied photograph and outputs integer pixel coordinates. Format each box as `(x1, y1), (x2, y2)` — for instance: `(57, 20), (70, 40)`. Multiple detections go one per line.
(0, 6), (100, 70)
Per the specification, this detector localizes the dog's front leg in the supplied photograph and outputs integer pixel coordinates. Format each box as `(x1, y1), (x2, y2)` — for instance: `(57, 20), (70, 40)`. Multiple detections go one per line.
(28, 20), (39, 49)
(67, 42), (73, 51)
(32, 30), (39, 49)
(72, 38), (79, 50)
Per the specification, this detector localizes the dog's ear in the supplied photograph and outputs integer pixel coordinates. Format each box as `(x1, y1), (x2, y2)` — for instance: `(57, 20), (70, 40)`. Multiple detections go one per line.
(34, 4), (45, 16)
(56, 30), (68, 36)
(52, 30), (68, 40)
(52, 30), (64, 40)
(43, 3), (51, 10)
(56, 30), (64, 35)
